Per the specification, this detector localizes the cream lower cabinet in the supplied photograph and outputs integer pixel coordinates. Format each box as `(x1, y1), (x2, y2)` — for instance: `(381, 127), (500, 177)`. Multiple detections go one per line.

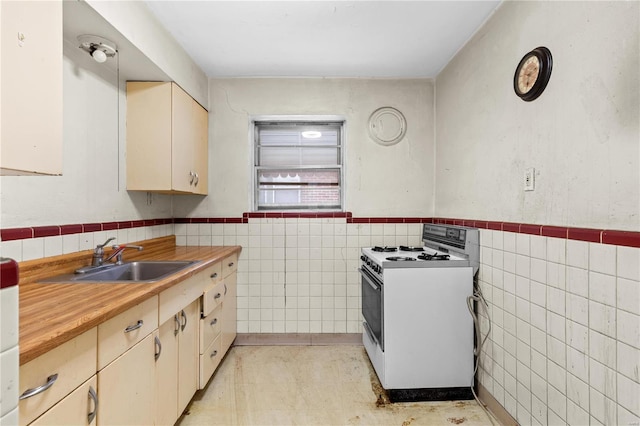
(21, 253), (240, 425)
(96, 296), (159, 425)
(199, 254), (238, 388)
(19, 329), (97, 425)
(29, 376), (98, 426)
(156, 299), (199, 426)
(220, 272), (237, 355)
(97, 333), (157, 425)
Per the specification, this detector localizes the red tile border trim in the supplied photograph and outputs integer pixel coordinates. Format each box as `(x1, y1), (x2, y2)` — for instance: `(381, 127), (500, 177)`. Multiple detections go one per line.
(602, 230), (640, 248)
(1, 218), (172, 242)
(1, 215), (639, 248)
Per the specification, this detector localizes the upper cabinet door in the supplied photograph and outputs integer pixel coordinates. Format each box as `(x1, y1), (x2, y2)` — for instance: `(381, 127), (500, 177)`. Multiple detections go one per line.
(126, 82), (208, 195)
(1, 1), (63, 176)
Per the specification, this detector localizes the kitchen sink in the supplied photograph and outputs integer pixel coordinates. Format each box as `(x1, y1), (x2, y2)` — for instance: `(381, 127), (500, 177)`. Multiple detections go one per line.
(39, 261), (199, 283)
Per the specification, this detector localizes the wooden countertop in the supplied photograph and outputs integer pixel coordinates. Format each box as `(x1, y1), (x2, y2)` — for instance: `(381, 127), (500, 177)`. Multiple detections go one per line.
(18, 236), (241, 365)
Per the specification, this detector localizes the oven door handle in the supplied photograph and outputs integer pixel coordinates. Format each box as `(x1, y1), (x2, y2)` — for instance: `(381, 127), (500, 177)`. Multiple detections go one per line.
(358, 268), (382, 291)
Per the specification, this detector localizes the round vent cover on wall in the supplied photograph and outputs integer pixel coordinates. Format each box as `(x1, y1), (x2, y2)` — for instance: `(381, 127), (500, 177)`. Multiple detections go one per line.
(368, 107), (407, 146)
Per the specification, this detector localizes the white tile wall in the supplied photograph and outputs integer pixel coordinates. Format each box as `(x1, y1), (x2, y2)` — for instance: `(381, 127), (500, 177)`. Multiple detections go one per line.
(175, 218), (423, 334)
(477, 230), (640, 425)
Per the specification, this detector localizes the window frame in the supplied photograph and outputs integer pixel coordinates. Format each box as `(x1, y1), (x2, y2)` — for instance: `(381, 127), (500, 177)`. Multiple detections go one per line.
(251, 115), (346, 212)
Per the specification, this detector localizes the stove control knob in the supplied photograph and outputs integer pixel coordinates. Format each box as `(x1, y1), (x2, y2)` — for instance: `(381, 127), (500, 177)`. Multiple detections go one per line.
(366, 260), (371, 266)
(360, 255), (366, 262)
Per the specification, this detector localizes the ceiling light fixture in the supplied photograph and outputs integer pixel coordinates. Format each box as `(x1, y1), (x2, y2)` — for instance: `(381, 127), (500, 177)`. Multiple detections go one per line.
(78, 35), (117, 63)
(301, 131), (322, 139)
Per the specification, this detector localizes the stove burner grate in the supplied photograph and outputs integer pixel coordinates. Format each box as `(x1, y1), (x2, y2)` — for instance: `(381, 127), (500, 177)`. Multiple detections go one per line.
(399, 246), (425, 252)
(417, 253), (450, 261)
(372, 246), (397, 252)
(385, 256), (417, 261)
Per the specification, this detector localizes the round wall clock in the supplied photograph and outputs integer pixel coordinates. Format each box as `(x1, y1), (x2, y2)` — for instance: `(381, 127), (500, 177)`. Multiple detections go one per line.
(513, 46), (553, 102)
(368, 107), (407, 146)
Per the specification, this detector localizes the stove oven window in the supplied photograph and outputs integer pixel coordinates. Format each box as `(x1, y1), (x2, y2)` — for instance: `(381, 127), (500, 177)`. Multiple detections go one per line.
(253, 119), (344, 211)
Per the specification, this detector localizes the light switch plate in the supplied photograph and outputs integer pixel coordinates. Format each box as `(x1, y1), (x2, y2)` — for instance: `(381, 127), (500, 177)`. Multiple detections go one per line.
(524, 168), (535, 191)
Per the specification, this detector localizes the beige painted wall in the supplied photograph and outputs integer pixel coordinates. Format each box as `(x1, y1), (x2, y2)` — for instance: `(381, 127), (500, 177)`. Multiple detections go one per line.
(173, 78), (435, 218)
(435, 1), (639, 231)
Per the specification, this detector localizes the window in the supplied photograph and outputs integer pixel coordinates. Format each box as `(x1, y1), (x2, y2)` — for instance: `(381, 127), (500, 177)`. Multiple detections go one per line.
(253, 119), (344, 211)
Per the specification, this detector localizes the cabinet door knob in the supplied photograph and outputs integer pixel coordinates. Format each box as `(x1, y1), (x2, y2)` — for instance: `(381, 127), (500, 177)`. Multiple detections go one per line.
(124, 320), (143, 333)
(210, 318), (218, 326)
(210, 350), (218, 358)
(228, 262), (234, 268)
(214, 292), (222, 300)
(88, 385), (99, 424)
(19, 374), (58, 400)
(210, 272), (218, 279)
(154, 336), (162, 361)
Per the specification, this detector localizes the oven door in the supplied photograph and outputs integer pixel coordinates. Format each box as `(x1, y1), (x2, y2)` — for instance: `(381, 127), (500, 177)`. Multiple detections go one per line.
(360, 266), (383, 351)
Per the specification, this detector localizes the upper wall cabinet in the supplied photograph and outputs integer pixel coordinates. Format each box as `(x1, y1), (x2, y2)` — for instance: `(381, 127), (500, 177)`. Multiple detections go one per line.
(126, 82), (208, 195)
(1, 1), (63, 176)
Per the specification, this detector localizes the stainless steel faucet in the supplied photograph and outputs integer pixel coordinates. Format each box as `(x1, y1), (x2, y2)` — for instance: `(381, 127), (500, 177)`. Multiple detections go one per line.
(92, 237), (116, 266)
(104, 244), (144, 265)
(76, 239), (144, 274)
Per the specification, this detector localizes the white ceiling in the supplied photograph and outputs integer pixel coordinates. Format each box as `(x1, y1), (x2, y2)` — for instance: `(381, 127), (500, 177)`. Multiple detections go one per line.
(143, 1), (502, 78)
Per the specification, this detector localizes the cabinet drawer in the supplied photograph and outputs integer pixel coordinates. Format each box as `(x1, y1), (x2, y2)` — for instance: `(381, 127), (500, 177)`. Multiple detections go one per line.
(198, 335), (222, 389)
(204, 262), (222, 288)
(97, 296), (158, 370)
(159, 272), (204, 324)
(19, 329), (96, 425)
(199, 305), (222, 355)
(29, 376), (97, 426)
(222, 253), (238, 278)
(201, 281), (225, 317)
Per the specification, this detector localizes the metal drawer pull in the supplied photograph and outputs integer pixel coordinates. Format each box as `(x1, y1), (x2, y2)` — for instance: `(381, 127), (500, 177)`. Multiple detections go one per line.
(189, 171), (195, 184)
(210, 272), (218, 279)
(210, 350), (218, 358)
(181, 309), (187, 331)
(19, 374), (58, 400)
(88, 385), (98, 424)
(194, 173), (199, 186)
(228, 262), (234, 267)
(154, 336), (162, 361)
(174, 314), (180, 336)
(124, 320), (143, 333)
(210, 318), (218, 326)
(214, 292), (222, 300)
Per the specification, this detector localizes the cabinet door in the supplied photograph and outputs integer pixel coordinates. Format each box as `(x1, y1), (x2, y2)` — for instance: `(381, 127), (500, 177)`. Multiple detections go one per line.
(155, 317), (179, 426)
(177, 300), (199, 414)
(192, 99), (208, 195)
(97, 333), (156, 426)
(1, 0), (62, 175)
(171, 83), (195, 193)
(126, 82), (172, 191)
(30, 376), (98, 426)
(221, 272), (237, 354)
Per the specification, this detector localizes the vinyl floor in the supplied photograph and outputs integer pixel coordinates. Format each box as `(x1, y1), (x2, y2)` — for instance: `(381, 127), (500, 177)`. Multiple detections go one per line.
(177, 345), (498, 426)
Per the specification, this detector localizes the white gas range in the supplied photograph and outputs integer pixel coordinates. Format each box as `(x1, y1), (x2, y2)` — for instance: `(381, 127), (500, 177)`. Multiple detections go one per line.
(360, 224), (480, 402)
